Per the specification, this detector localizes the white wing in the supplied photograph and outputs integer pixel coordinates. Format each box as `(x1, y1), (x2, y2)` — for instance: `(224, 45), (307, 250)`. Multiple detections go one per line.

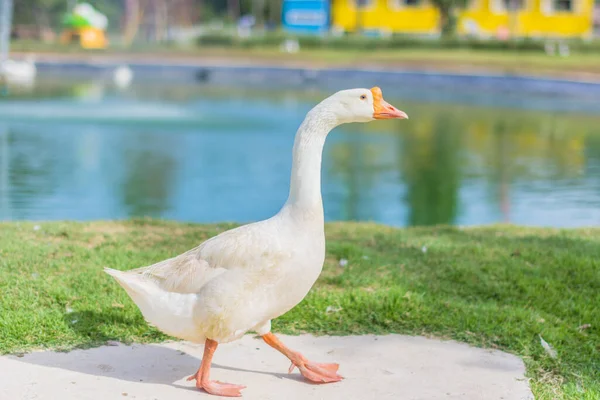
(125, 220), (291, 294)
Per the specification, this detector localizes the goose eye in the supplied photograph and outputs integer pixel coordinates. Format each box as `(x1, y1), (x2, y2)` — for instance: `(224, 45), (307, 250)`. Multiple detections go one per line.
(360, 95), (367, 100)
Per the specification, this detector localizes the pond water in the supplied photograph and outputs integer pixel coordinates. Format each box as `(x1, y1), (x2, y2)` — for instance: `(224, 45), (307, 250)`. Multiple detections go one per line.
(1, 78), (600, 227)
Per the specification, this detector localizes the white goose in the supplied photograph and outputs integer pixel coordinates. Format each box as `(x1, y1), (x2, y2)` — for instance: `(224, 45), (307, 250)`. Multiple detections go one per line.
(113, 65), (133, 89)
(1, 54), (37, 84)
(105, 87), (408, 397)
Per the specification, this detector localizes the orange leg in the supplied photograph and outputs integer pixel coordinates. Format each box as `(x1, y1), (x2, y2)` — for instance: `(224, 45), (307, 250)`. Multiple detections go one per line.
(187, 339), (246, 397)
(262, 332), (343, 383)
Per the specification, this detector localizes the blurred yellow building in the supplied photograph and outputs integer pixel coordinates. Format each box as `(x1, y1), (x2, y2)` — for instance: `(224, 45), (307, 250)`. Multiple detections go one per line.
(331, 0), (594, 37)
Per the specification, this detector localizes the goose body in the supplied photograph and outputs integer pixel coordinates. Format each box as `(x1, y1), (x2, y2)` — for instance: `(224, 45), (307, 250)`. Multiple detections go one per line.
(105, 87), (408, 397)
(1, 56), (37, 84)
(106, 207), (325, 343)
(113, 65), (133, 88)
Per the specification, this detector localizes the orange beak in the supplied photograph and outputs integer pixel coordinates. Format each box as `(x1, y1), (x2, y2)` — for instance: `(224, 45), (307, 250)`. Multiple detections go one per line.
(371, 87), (408, 120)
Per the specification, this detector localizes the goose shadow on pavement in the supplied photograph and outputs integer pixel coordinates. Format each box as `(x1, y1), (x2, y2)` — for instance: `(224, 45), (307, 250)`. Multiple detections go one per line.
(10, 310), (302, 391)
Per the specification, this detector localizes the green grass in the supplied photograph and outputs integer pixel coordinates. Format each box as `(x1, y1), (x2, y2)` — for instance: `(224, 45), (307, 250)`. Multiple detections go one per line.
(0, 220), (598, 399)
(11, 39), (600, 79)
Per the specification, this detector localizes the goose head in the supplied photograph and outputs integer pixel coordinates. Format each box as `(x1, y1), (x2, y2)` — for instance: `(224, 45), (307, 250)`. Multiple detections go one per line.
(323, 87), (408, 124)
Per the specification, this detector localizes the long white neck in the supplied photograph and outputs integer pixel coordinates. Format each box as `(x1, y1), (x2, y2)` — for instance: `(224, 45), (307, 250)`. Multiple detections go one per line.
(284, 106), (338, 211)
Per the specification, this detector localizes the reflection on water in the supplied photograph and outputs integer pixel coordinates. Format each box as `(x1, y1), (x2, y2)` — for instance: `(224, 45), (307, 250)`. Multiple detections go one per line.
(1, 79), (599, 227)
(400, 111), (462, 226)
(120, 135), (177, 217)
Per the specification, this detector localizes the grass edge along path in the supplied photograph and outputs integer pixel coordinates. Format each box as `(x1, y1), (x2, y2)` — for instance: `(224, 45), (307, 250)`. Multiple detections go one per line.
(0, 220), (598, 399)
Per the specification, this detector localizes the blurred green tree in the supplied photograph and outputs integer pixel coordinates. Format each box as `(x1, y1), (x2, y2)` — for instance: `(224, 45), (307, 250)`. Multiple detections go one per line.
(13, 0), (122, 32)
(13, 0), (65, 28)
(429, 0), (468, 36)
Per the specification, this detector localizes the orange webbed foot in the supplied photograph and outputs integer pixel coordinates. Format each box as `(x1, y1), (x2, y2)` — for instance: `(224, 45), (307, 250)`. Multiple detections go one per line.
(186, 371), (200, 382)
(289, 358), (343, 383)
(202, 380), (246, 397)
(261, 333), (343, 385)
(187, 371), (246, 397)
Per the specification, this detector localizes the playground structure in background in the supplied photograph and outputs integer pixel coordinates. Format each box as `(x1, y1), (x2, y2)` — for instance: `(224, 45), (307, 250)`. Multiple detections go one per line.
(60, 3), (108, 49)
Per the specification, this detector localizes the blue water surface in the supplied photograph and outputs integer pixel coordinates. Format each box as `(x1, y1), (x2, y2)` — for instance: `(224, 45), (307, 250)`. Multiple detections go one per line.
(1, 78), (599, 227)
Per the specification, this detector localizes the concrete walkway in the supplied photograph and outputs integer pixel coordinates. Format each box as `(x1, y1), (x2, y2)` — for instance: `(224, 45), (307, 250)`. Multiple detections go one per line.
(0, 334), (533, 400)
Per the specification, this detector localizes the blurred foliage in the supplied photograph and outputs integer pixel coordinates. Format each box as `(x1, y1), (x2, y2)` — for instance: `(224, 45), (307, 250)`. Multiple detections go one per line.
(197, 31), (600, 53)
(11, 0), (281, 31)
(429, 0), (469, 36)
(13, 0), (123, 32)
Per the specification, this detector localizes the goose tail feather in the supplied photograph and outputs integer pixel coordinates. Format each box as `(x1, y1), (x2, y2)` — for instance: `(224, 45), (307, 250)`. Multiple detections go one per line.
(104, 268), (201, 341)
